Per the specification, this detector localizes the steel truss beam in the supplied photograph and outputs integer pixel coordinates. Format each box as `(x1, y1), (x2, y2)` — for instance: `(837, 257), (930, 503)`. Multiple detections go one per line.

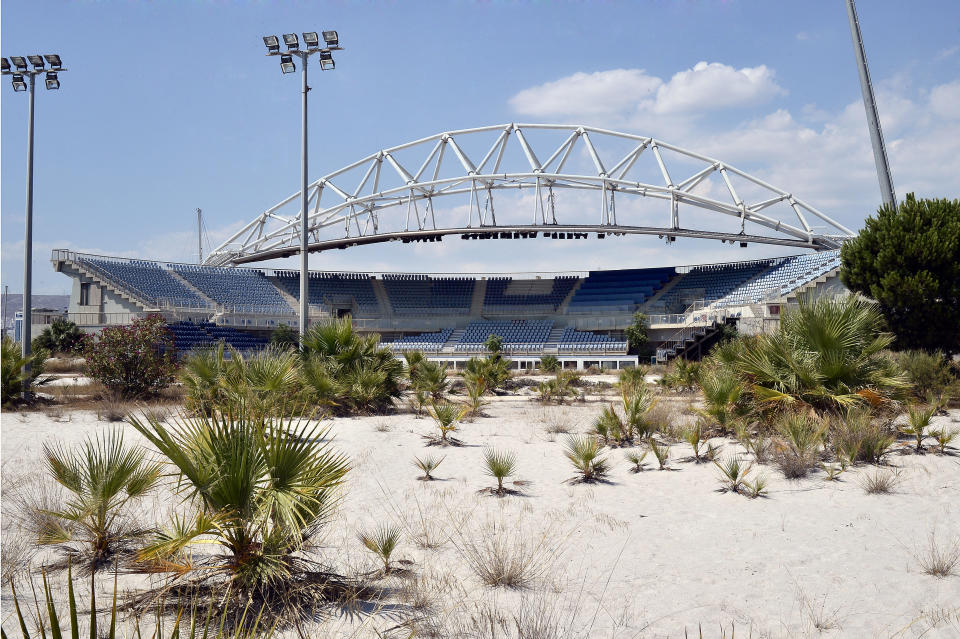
(206, 123), (854, 265)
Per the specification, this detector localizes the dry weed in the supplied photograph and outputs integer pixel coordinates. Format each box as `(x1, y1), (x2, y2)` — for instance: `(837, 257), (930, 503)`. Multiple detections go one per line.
(916, 531), (960, 578)
(859, 467), (902, 494)
(452, 507), (565, 589)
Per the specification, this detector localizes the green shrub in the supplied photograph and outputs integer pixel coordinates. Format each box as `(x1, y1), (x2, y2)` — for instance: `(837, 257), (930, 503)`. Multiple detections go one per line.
(896, 350), (955, 398)
(84, 314), (177, 399)
(268, 324), (299, 350)
(539, 355), (560, 373)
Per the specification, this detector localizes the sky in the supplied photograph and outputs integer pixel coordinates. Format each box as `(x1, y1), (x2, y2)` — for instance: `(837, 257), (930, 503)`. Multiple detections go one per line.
(1, 0), (958, 294)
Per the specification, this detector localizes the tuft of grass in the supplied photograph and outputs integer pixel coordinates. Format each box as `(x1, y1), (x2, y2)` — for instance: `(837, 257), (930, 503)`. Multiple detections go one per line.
(413, 454), (444, 480)
(745, 474), (769, 499)
(859, 467), (902, 494)
(453, 517), (559, 589)
(563, 435), (609, 483)
(483, 449), (518, 496)
(647, 437), (670, 470)
(775, 412), (826, 479)
(715, 455), (753, 495)
(625, 449), (647, 473)
(96, 395), (130, 422)
(358, 524), (402, 575)
(917, 532), (960, 578)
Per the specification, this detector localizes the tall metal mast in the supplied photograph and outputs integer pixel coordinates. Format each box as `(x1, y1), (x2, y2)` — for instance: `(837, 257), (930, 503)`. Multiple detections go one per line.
(846, 0), (897, 209)
(197, 208), (203, 263)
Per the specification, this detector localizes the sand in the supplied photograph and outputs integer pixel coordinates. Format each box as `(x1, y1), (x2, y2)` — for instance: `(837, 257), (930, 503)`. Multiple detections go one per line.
(2, 391), (959, 638)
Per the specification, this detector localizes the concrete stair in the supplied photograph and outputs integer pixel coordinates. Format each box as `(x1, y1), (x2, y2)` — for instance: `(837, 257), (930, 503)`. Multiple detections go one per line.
(469, 280), (487, 315)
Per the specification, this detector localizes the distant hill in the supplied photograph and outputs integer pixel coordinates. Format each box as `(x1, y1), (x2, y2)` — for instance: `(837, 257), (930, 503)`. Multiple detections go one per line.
(1, 294), (70, 329)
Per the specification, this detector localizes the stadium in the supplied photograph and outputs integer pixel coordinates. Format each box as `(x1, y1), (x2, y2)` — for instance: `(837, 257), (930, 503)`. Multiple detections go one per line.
(51, 123), (851, 365)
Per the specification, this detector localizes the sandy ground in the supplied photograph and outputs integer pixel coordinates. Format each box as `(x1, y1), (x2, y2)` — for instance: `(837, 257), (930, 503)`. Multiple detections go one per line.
(2, 392), (960, 638)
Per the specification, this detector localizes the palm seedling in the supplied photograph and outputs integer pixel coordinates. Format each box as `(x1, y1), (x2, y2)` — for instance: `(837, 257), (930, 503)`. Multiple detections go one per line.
(822, 462), (845, 481)
(415, 360), (450, 401)
(464, 375), (488, 418)
(414, 455), (444, 480)
(563, 435), (609, 482)
(40, 428), (161, 565)
(2, 335), (49, 405)
(746, 474), (769, 499)
(902, 404), (935, 452)
(483, 448), (518, 496)
(930, 427), (957, 454)
(621, 383), (657, 441)
(617, 365), (648, 396)
(647, 437), (670, 470)
(403, 350), (428, 385)
(358, 524), (402, 575)
(715, 455), (753, 494)
(539, 355), (560, 373)
(684, 421), (706, 462)
(625, 450), (648, 473)
(429, 401), (468, 444)
(128, 400), (350, 597)
(593, 404), (619, 445)
(696, 366), (744, 434)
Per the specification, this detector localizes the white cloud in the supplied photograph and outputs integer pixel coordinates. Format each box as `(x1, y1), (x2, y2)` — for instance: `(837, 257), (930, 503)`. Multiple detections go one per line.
(652, 61), (785, 114)
(509, 61), (784, 122)
(935, 45), (958, 61)
(508, 69), (661, 118)
(930, 81), (960, 119)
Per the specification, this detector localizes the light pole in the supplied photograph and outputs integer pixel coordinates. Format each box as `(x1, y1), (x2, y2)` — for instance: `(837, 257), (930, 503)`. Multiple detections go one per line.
(261, 31), (341, 344)
(1, 54), (65, 388)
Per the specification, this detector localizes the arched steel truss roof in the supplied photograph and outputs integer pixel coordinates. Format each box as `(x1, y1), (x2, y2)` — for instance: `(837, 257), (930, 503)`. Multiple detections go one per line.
(206, 123), (855, 266)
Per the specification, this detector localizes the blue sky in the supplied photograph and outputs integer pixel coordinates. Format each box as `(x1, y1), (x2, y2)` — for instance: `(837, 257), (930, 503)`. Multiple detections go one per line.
(2, 0), (958, 293)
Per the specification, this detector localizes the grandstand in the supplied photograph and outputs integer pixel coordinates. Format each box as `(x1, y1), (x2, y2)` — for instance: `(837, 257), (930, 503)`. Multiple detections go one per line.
(51, 248), (845, 367)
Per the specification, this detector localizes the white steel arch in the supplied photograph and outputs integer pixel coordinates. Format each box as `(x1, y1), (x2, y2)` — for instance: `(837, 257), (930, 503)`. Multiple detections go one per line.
(206, 123), (855, 265)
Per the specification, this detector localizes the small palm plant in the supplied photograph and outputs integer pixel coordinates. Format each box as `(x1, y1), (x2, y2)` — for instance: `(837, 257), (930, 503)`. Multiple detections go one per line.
(593, 405), (619, 445)
(40, 428), (161, 565)
(617, 366), (648, 396)
(564, 435), (609, 482)
(416, 360), (450, 401)
(696, 366), (744, 434)
(930, 427), (957, 454)
(413, 455), (444, 480)
(539, 355), (560, 373)
(902, 404), (935, 452)
(625, 450), (648, 473)
(647, 437), (670, 470)
(358, 524), (402, 576)
(684, 421), (706, 462)
(621, 384), (657, 441)
(429, 401), (468, 445)
(715, 455), (753, 494)
(464, 375), (488, 417)
(129, 400), (350, 597)
(483, 449), (518, 496)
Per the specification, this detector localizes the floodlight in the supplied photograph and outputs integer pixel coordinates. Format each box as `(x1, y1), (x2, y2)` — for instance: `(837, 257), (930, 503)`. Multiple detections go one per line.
(739, 241), (748, 248)
(43, 54), (62, 69)
(322, 30), (338, 46)
(263, 35), (280, 53)
(11, 73), (27, 91)
(280, 54), (296, 74)
(11, 56), (27, 71)
(27, 55), (44, 69)
(302, 32), (319, 48)
(318, 49), (334, 70)
(1, 58), (10, 72)
(45, 71), (59, 90)
(282, 33), (299, 49)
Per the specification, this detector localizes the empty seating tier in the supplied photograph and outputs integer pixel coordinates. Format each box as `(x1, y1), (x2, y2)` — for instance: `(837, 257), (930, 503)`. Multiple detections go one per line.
(273, 272), (381, 316)
(170, 264), (293, 315)
(567, 268), (674, 313)
(382, 275), (475, 315)
(483, 276), (578, 312)
(383, 328), (454, 353)
(655, 260), (773, 312)
(80, 258), (209, 308)
(557, 327), (628, 353)
(717, 251), (841, 306)
(454, 320), (554, 353)
(166, 321), (268, 354)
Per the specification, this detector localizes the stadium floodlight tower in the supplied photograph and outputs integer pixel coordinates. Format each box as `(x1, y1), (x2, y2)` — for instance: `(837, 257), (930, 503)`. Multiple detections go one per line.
(1, 53), (66, 390)
(261, 30), (342, 344)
